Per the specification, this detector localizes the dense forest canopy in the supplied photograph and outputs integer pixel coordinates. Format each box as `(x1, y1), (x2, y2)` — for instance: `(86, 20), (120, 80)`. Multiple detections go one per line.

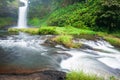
(0, 0), (120, 32)
(28, 0), (120, 32)
(28, 0), (86, 18)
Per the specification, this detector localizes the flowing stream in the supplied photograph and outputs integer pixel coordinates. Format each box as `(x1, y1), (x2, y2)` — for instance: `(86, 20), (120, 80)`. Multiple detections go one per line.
(0, 32), (120, 79)
(0, 33), (61, 73)
(61, 39), (120, 79)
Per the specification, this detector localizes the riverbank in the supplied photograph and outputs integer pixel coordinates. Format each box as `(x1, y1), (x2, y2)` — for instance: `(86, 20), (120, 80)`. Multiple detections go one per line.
(0, 70), (66, 80)
(8, 26), (120, 48)
(0, 70), (106, 80)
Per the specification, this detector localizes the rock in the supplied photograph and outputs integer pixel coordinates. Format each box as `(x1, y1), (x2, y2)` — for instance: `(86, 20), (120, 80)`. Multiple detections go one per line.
(48, 51), (72, 63)
(81, 44), (93, 50)
(42, 38), (57, 47)
(0, 70), (66, 80)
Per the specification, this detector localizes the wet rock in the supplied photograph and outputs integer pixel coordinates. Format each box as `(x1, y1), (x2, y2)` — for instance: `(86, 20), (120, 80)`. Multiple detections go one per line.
(19, 2), (25, 7)
(49, 51), (72, 63)
(0, 70), (66, 80)
(42, 38), (57, 47)
(81, 44), (93, 50)
(115, 69), (120, 75)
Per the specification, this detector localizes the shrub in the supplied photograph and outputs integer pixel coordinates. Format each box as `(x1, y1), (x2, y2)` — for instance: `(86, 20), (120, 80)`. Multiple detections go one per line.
(72, 21), (87, 29)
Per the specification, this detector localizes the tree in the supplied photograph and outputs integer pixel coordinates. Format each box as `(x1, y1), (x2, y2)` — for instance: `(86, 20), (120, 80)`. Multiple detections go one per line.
(96, 0), (120, 32)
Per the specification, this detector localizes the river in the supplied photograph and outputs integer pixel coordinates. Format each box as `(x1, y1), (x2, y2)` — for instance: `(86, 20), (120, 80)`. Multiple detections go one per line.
(0, 30), (120, 79)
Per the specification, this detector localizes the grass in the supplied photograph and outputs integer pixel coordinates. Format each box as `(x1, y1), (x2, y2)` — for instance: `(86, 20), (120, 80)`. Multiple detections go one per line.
(103, 36), (120, 47)
(8, 26), (96, 35)
(55, 26), (96, 35)
(39, 27), (58, 35)
(97, 32), (120, 47)
(52, 35), (82, 48)
(39, 26), (96, 36)
(66, 71), (104, 80)
(8, 26), (120, 47)
(8, 28), (39, 35)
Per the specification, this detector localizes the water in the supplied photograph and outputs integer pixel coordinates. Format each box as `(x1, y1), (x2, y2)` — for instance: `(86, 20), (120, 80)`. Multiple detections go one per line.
(61, 39), (120, 79)
(0, 33), (120, 79)
(18, 0), (28, 28)
(1, 0), (120, 78)
(0, 33), (63, 73)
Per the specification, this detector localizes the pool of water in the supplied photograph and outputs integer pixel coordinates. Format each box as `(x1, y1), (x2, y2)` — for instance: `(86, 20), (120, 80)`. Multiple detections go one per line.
(0, 32), (67, 73)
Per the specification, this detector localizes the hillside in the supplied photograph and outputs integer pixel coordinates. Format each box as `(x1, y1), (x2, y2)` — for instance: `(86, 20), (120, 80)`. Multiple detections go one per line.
(28, 0), (120, 33)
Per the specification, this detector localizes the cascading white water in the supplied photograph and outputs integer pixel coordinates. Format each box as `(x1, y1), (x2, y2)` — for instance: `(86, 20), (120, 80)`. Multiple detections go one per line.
(0, 32), (120, 78)
(18, 0), (28, 28)
(60, 39), (120, 79)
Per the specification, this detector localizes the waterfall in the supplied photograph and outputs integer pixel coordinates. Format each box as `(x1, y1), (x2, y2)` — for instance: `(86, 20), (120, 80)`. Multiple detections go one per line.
(18, 0), (28, 28)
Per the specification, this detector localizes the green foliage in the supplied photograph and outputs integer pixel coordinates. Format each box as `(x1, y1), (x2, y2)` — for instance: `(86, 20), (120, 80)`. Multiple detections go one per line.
(8, 28), (19, 34)
(28, 0), (85, 20)
(57, 26), (96, 35)
(38, 26), (96, 35)
(8, 26), (96, 36)
(39, 27), (58, 35)
(52, 35), (81, 48)
(97, 32), (120, 47)
(112, 32), (120, 38)
(104, 36), (120, 47)
(8, 26), (120, 47)
(0, 0), (18, 27)
(46, 0), (120, 33)
(8, 28), (39, 35)
(95, 0), (120, 32)
(66, 71), (103, 80)
(47, 1), (97, 29)
(53, 35), (73, 48)
(28, 0), (56, 19)
(0, 17), (14, 28)
(28, 18), (41, 27)
(28, 0), (120, 33)
(28, 15), (49, 27)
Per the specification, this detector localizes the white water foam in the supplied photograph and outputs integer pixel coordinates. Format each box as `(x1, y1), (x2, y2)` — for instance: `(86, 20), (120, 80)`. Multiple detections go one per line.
(79, 39), (119, 53)
(18, 0), (28, 28)
(60, 40), (120, 78)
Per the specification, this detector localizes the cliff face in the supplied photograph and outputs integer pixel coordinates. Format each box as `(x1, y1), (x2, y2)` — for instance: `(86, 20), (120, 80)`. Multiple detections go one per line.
(0, 0), (18, 18)
(0, 0), (18, 28)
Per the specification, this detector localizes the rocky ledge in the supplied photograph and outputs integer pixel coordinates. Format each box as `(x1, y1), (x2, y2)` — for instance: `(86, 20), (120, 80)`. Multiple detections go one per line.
(0, 70), (66, 80)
